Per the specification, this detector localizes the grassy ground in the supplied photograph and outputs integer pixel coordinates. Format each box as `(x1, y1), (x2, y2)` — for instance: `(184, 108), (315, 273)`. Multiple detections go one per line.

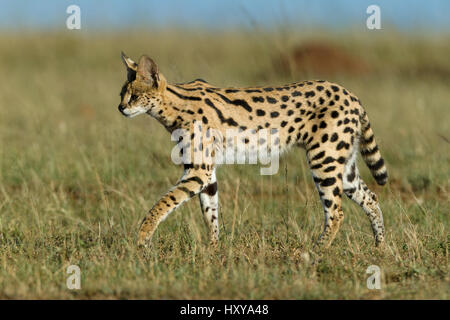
(0, 29), (448, 299)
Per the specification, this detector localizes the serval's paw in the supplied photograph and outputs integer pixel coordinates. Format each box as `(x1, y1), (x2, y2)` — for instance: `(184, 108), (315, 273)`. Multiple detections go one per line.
(137, 232), (152, 249)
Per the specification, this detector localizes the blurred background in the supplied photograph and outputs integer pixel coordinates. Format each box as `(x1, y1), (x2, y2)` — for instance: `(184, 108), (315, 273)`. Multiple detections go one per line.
(1, 0), (450, 31)
(0, 1), (448, 299)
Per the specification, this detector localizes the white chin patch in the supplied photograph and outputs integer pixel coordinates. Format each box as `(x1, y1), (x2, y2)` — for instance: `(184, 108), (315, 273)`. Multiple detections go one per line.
(123, 107), (147, 118)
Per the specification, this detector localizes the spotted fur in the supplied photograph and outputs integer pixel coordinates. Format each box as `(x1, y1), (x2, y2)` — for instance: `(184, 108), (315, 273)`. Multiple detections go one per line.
(118, 53), (388, 251)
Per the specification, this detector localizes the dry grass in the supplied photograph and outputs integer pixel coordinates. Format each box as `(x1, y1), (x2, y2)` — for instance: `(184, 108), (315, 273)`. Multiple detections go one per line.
(0, 29), (448, 299)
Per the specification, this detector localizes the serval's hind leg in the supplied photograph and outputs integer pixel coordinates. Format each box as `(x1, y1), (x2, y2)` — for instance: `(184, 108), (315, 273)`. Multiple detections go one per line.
(307, 149), (346, 252)
(199, 169), (219, 245)
(343, 154), (385, 247)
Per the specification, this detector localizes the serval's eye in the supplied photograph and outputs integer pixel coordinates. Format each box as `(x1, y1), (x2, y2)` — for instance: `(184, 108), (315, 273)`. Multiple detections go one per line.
(130, 94), (139, 101)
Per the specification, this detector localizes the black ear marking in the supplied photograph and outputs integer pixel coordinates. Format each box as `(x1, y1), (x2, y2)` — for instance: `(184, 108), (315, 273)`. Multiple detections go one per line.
(121, 51), (137, 70)
(121, 52), (137, 81)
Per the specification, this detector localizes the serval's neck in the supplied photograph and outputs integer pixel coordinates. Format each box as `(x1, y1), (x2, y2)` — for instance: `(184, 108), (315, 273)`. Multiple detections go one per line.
(148, 84), (201, 132)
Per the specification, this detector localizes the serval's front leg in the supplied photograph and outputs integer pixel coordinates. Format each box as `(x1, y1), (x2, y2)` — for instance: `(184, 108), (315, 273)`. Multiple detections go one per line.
(137, 166), (213, 247)
(199, 168), (219, 245)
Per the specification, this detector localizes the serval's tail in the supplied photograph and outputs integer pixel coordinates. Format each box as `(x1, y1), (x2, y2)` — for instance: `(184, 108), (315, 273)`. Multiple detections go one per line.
(359, 108), (388, 185)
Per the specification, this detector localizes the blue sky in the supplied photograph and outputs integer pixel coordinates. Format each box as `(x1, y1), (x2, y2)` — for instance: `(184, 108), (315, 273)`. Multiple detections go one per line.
(1, 0), (449, 32)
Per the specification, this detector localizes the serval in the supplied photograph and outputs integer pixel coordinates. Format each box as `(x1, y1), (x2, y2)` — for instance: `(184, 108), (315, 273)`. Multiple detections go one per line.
(118, 52), (388, 252)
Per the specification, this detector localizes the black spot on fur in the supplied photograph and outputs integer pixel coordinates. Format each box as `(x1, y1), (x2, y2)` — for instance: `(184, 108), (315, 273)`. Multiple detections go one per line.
(270, 111), (280, 118)
(305, 91), (316, 98)
(321, 177), (336, 187)
(252, 96), (265, 103)
(202, 182), (218, 196)
(368, 158), (385, 171)
(344, 187), (356, 195)
(336, 141), (347, 150)
(347, 169), (356, 182)
(343, 127), (354, 134)
(312, 151), (325, 161)
(302, 132), (309, 141)
(309, 143), (320, 150)
(337, 157), (346, 164)
(330, 133), (338, 142)
(311, 163), (322, 169)
(267, 97), (277, 104)
(286, 136), (292, 144)
(333, 186), (340, 196)
(256, 109), (266, 116)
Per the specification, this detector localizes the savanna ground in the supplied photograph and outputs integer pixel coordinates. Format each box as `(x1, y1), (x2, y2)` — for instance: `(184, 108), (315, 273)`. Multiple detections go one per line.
(0, 29), (448, 299)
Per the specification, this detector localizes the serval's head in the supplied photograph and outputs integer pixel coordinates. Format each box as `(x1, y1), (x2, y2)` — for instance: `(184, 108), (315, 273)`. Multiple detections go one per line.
(118, 52), (167, 118)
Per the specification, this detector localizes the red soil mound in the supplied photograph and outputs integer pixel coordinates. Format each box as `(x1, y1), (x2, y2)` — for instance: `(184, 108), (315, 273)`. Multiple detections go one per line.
(276, 42), (369, 77)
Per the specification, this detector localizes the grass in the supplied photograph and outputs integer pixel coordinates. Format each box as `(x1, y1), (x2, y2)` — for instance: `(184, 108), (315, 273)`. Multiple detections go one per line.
(0, 29), (448, 299)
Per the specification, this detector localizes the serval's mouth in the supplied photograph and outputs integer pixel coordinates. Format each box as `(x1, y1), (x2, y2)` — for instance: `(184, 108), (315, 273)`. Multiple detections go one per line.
(118, 105), (142, 118)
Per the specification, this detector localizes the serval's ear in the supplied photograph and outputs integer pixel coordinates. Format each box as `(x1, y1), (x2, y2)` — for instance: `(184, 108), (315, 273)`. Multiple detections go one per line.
(136, 55), (161, 88)
(121, 51), (137, 81)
